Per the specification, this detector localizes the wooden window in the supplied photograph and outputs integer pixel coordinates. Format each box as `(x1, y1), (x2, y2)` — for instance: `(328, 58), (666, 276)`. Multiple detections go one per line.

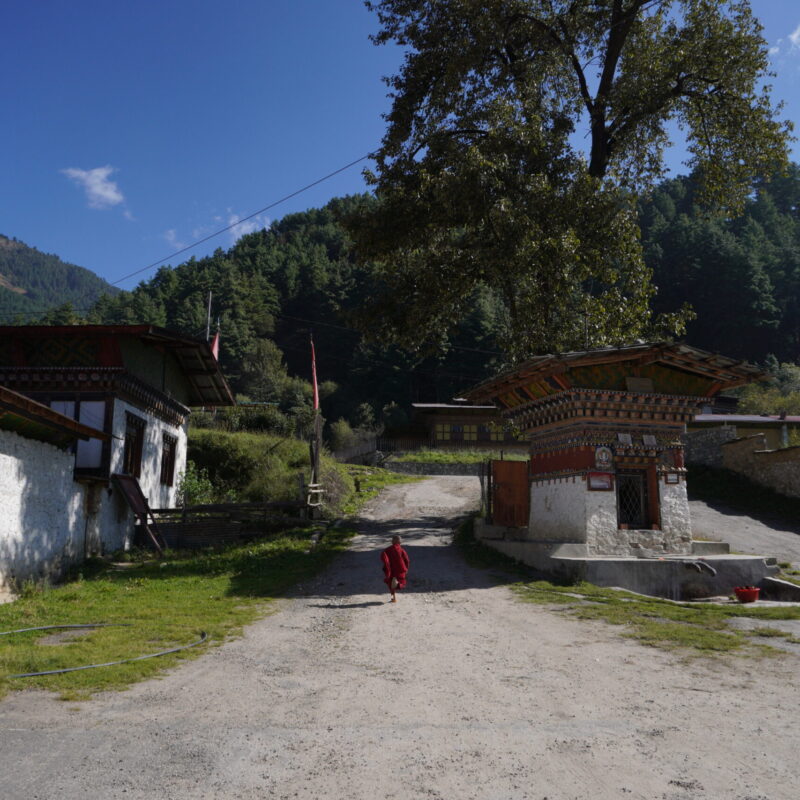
(435, 423), (450, 441)
(464, 424), (477, 442)
(160, 434), (177, 486)
(123, 413), (146, 478)
(450, 424), (464, 441)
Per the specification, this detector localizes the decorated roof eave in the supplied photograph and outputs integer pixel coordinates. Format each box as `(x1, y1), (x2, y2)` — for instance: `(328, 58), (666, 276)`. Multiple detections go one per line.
(464, 343), (766, 404)
(0, 324), (235, 407)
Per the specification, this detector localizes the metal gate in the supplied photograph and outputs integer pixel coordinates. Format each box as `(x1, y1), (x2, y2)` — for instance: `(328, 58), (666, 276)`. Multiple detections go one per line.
(617, 470), (649, 528)
(490, 460), (530, 527)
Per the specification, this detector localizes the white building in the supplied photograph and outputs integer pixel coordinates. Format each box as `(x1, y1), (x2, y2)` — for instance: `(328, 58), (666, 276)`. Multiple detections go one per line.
(0, 325), (233, 589)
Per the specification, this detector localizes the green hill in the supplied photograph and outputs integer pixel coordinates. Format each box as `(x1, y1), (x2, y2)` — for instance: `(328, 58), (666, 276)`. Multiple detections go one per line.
(0, 235), (117, 321)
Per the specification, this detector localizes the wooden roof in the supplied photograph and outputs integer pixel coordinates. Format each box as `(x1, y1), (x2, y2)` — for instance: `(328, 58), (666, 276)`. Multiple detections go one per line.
(0, 325), (234, 407)
(465, 343), (765, 406)
(0, 385), (108, 448)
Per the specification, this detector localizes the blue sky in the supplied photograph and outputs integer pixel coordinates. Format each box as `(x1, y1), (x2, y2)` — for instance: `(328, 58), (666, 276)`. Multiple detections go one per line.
(2, 0), (799, 289)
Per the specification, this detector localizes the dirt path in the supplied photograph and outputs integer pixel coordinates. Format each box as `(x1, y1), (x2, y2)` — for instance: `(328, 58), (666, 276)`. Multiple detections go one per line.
(1, 477), (797, 800)
(690, 499), (800, 567)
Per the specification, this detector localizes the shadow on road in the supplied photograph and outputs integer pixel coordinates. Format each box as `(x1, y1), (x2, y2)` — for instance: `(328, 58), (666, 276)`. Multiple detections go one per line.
(283, 509), (523, 603)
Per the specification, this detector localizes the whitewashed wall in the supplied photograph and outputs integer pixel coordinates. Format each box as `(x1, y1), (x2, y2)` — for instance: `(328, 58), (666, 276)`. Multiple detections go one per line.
(95, 398), (188, 553)
(529, 478), (591, 542)
(0, 430), (85, 590)
(529, 474), (692, 556)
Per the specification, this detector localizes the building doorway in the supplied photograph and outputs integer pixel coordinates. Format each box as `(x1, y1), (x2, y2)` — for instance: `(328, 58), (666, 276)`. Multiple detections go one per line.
(617, 470), (650, 529)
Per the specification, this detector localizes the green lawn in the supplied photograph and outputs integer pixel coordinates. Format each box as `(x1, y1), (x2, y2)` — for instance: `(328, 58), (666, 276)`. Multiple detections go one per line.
(0, 527), (353, 701)
(388, 448), (527, 464)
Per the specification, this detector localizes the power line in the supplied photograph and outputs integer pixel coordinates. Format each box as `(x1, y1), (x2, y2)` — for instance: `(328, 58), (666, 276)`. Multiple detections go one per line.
(0, 154), (370, 322)
(107, 155), (370, 289)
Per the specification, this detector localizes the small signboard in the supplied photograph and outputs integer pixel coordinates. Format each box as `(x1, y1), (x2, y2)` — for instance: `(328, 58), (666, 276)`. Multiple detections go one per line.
(617, 433), (632, 446)
(664, 473), (680, 484)
(588, 471), (614, 491)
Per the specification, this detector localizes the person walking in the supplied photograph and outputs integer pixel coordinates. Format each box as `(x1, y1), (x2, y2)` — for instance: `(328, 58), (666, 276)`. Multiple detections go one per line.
(381, 535), (410, 603)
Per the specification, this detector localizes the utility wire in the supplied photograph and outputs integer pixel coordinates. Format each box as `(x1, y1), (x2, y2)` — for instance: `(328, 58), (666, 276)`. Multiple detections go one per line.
(0, 154), (370, 322)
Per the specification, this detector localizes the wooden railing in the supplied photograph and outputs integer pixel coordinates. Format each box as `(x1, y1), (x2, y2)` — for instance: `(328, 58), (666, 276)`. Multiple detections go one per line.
(141, 501), (309, 549)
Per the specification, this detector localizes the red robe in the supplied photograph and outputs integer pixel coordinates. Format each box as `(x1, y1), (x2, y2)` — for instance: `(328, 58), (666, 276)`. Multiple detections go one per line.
(381, 543), (410, 590)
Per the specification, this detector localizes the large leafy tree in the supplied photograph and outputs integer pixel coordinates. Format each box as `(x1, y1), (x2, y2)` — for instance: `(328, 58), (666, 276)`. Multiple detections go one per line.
(348, 0), (791, 360)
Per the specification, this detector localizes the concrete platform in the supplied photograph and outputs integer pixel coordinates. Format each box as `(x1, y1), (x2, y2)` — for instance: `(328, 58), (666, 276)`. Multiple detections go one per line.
(474, 518), (780, 600)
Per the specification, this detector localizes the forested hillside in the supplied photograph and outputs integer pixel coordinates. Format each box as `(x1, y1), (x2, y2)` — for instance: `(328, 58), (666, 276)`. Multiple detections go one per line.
(83, 195), (507, 429)
(6, 165), (800, 429)
(642, 164), (800, 363)
(0, 235), (116, 319)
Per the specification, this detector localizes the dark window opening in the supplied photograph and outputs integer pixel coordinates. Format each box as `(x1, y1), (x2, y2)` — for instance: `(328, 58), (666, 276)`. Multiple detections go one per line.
(617, 470), (650, 528)
(123, 413), (146, 478)
(160, 434), (177, 486)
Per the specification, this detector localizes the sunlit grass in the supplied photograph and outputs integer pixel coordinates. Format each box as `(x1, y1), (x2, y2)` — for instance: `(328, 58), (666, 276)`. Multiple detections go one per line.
(0, 527), (354, 700)
(389, 449), (527, 464)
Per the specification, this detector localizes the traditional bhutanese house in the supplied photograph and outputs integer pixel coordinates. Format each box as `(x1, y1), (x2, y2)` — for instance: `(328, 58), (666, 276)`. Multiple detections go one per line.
(0, 325), (234, 561)
(1, 385), (107, 590)
(465, 343), (764, 560)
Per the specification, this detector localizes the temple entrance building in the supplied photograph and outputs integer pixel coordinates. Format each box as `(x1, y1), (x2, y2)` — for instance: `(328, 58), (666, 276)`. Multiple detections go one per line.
(467, 343), (780, 598)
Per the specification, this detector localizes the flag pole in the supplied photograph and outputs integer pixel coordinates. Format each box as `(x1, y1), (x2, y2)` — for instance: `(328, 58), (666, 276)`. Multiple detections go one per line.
(310, 333), (321, 489)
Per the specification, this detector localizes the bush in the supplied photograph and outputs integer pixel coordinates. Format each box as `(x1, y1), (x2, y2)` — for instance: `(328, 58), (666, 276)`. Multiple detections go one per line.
(187, 429), (352, 516)
(178, 461), (216, 506)
(329, 418), (356, 451)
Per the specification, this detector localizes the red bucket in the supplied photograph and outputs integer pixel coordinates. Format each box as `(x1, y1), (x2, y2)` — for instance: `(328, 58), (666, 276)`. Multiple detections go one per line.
(734, 586), (760, 603)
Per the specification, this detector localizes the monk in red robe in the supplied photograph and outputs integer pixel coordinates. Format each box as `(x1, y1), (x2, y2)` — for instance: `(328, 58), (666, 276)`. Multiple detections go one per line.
(381, 535), (410, 603)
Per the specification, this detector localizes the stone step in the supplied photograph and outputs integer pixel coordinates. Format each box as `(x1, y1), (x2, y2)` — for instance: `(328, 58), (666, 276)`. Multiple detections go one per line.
(692, 540), (730, 555)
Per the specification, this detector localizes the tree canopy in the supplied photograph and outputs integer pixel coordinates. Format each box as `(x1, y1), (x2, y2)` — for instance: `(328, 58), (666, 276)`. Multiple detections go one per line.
(348, 0), (791, 359)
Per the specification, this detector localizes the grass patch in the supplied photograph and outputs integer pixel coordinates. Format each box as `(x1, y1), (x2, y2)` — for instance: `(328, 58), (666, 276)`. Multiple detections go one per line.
(340, 464), (423, 516)
(389, 449), (527, 464)
(454, 518), (800, 656)
(187, 429), (355, 515)
(0, 526), (353, 701)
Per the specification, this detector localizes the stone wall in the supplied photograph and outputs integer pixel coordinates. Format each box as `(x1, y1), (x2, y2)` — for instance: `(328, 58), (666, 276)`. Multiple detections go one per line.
(685, 426), (738, 466)
(0, 430), (86, 590)
(722, 433), (800, 499)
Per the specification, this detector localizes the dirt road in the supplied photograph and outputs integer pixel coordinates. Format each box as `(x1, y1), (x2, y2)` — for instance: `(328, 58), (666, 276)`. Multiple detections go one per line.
(1, 477), (797, 799)
(691, 498), (800, 566)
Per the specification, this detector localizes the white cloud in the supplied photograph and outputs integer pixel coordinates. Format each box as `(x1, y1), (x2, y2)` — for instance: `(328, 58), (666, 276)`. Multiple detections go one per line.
(769, 45), (780, 56)
(226, 210), (270, 244)
(790, 24), (800, 49)
(61, 165), (126, 209)
(163, 229), (186, 250)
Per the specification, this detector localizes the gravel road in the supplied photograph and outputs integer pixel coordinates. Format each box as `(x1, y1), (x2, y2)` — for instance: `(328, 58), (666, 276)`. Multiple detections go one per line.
(690, 499), (800, 566)
(1, 476), (798, 800)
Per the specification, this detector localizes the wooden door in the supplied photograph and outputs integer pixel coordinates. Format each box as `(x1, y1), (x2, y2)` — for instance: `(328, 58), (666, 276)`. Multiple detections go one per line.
(491, 460), (530, 527)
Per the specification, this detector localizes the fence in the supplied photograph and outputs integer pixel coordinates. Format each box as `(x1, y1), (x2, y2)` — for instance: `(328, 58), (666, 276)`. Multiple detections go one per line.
(142, 501), (308, 549)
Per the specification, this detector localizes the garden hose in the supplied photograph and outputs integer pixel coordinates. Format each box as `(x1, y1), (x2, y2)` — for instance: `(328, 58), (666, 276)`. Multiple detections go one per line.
(1, 624), (207, 678)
